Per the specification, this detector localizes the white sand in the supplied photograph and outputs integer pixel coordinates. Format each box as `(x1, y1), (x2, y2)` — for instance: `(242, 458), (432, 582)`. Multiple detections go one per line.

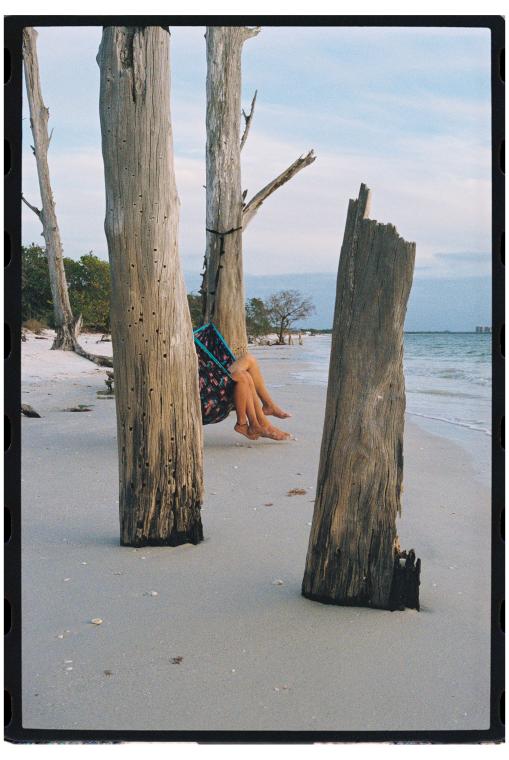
(21, 333), (491, 731)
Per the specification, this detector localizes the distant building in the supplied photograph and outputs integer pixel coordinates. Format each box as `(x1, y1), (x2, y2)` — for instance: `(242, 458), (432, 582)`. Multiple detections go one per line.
(475, 326), (492, 333)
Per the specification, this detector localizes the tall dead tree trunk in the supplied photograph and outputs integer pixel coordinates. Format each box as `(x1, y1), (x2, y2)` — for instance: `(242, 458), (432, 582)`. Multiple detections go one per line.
(22, 27), (77, 351)
(203, 26), (315, 357)
(23, 28), (113, 368)
(203, 26), (258, 357)
(302, 184), (420, 611)
(98, 26), (204, 547)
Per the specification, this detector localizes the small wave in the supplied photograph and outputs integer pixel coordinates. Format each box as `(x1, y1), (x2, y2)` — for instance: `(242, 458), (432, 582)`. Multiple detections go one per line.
(407, 388), (482, 399)
(432, 369), (492, 386)
(407, 411), (491, 436)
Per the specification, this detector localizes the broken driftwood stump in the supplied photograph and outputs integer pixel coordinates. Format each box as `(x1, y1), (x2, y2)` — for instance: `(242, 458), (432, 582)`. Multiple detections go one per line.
(302, 183), (420, 611)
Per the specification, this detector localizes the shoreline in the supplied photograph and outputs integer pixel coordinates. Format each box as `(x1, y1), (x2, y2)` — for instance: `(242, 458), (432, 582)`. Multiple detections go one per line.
(249, 337), (491, 490)
(20, 333), (491, 731)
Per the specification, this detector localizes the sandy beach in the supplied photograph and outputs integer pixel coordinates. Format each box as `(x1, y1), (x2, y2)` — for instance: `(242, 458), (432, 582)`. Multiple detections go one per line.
(20, 331), (491, 732)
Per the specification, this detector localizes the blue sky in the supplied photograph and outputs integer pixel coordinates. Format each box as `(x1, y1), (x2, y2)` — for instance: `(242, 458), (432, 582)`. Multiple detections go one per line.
(22, 25), (492, 283)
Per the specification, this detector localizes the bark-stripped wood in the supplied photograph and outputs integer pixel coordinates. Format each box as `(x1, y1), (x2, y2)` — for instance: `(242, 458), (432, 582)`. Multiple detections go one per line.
(240, 89), (257, 151)
(22, 29), (113, 369)
(98, 26), (204, 547)
(203, 26), (315, 357)
(242, 150), (316, 228)
(203, 26), (259, 357)
(22, 28), (77, 351)
(302, 184), (419, 610)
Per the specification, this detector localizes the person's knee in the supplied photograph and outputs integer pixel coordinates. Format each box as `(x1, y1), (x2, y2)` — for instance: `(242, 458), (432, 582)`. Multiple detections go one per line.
(232, 369), (249, 383)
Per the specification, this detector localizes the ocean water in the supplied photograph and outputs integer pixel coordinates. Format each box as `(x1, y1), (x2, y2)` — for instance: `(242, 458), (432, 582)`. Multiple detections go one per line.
(289, 332), (492, 483)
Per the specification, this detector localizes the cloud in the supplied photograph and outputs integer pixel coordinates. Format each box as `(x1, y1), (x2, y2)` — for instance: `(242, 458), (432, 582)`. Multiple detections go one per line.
(427, 251), (491, 277)
(239, 125), (491, 274)
(22, 24), (491, 282)
(22, 120), (491, 277)
(21, 146), (208, 271)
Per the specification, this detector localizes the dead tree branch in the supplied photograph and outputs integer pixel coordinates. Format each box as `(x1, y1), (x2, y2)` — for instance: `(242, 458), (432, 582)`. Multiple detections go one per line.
(21, 194), (42, 218)
(73, 342), (113, 368)
(242, 149), (316, 228)
(240, 89), (257, 151)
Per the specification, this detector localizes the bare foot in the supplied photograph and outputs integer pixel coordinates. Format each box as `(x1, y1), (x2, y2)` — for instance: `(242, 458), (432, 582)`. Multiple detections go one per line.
(262, 404), (292, 419)
(259, 424), (291, 441)
(234, 422), (260, 440)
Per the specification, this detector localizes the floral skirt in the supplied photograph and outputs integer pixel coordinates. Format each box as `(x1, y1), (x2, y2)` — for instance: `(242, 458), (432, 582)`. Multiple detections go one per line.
(194, 324), (236, 425)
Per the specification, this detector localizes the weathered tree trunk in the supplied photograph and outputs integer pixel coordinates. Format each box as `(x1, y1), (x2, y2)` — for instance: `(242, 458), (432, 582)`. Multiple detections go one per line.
(97, 26), (204, 547)
(22, 28), (112, 369)
(302, 184), (419, 610)
(203, 26), (259, 357)
(22, 27), (78, 351)
(202, 26), (315, 358)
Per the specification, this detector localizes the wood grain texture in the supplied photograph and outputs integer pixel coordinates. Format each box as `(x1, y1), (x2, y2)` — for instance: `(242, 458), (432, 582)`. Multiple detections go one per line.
(302, 183), (417, 609)
(98, 26), (204, 547)
(22, 27), (77, 351)
(202, 26), (259, 357)
(202, 27), (315, 356)
(240, 89), (257, 152)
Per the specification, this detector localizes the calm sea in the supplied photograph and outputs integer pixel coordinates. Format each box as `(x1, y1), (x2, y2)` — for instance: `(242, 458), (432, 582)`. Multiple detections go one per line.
(291, 333), (492, 465)
(292, 333), (491, 435)
(291, 333), (491, 435)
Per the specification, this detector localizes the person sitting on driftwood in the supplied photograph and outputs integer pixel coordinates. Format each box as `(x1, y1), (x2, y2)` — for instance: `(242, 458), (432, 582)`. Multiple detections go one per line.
(229, 353), (291, 441)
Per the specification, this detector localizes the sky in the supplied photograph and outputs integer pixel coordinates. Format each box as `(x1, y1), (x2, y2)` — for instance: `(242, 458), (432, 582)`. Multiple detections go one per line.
(21, 24), (492, 326)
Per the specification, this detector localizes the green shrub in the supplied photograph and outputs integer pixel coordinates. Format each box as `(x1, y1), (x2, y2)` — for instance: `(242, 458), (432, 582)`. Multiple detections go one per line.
(22, 244), (54, 325)
(246, 297), (272, 338)
(187, 292), (203, 329)
(66, 253), (111, 331)
(22, 245), (111, 332)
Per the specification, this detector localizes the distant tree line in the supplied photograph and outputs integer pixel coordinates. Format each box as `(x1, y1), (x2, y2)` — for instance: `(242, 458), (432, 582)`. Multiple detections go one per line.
(23, 244), (315, 341)
(189, 289), (315, 343)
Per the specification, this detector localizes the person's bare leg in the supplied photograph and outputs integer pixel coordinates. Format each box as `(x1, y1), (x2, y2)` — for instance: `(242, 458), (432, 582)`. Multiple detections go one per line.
(243, 372), (291, 440)
(229, 353), (291, 418)
(232, 371), (262, 440)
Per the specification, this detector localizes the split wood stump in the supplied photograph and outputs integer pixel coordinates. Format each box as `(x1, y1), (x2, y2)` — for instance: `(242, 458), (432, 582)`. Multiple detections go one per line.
(302, 183), (420, 611)
(98, 27), (204, 547)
